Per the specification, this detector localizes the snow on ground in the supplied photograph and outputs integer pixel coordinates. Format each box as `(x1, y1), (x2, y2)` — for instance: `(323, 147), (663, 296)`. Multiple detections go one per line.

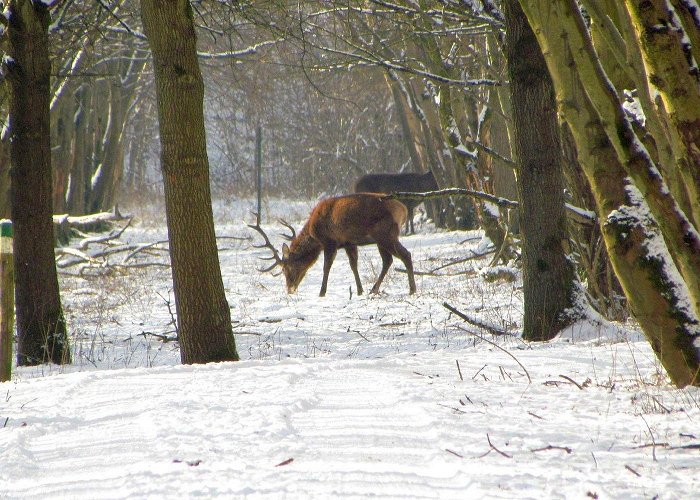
(1, 198), (699, 499)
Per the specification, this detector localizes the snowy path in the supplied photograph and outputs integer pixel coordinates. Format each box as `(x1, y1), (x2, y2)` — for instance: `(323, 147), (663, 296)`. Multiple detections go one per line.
(282, 365), (469, 498)
(1, 360), (470, 499)
(2, 348), (699, 499)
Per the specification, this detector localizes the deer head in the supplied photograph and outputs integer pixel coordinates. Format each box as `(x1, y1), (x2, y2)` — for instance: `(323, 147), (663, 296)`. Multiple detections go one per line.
(248, 218), (318, 294)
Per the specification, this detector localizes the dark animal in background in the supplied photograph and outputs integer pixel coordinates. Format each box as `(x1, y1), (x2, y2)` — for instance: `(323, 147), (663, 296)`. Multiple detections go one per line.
(354, 170), (438, 234)
(249, 193), (416, 296)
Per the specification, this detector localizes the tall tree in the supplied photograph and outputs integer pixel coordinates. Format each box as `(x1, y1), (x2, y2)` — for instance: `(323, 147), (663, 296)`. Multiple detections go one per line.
(4, 0), (71, 365)
(518, 0), (700, 387)
(140, 0), (239, 364)
(503, 0), (579, 341)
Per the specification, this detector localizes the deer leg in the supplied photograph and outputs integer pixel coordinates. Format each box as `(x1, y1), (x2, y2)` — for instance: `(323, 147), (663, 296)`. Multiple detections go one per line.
(344, 245), (363, 295)
(370, 247), (393, 294)
(408, 206), (415, 235)
(391, 241), (416, 294)
(320, 245), (337, 297)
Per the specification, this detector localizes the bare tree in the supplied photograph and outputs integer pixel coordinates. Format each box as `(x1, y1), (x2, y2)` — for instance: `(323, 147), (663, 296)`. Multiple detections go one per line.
(140, 0), (239, 364)
(503, 0), (580, 341)
(518, 0), (700, 387)
(4, 0), (71, 365)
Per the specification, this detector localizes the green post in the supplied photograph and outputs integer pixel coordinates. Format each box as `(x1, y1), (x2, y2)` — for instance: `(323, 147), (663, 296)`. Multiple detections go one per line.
(0, 220), (14, 382)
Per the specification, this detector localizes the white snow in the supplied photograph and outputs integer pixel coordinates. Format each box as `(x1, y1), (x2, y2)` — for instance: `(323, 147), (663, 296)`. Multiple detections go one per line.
(1, 198), (699, 499)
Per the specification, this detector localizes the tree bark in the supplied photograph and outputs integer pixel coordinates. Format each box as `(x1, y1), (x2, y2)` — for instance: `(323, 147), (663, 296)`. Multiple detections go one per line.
(549, 0), (700, 321)
(0, 137), (10, 220)
(5, 0), (71, 365)
(503, 0), (579, 341)
(140, 0), (239, 364)
(518, 0), (700, 387)
(65, 84), (89, 215)
(624, 0), (700, 228)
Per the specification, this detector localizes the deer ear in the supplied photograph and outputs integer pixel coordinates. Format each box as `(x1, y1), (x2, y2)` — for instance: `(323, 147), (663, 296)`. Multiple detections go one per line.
(282, 243), (290, 259)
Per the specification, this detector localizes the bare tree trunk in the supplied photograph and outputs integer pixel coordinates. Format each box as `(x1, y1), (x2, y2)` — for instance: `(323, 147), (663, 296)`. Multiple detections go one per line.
(0, 137), (10, 220)
(141, 0), (238, 364)
(5, 0), (71, 365)
(65, 84), (89, 215)
(52, 98), (73, 214)
(503, 0), (579, 341)
(624, 0), (700, 228)
(561, 124), (626, 320)
(89, 83), (125, 213)
(519, 0), (700, 387)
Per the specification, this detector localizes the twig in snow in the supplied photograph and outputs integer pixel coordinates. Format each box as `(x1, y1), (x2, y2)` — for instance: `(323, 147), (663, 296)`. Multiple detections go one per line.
(275, 458), (294, 467)
(558, 374), (590, 390)
(472, 364), (487, 380)
(139, 331), (178, 343)
(449, 323), (531, 384)
(20, 398), (38, 409)
(486, 432), (513, 458)
(651, 396), (671, 413)
(437, 403), (469, 414)
(530, 444), (573, 454)
(350, 328), (370, 342)
(624, 464), (641, 477)
(641, 415), (658, 461)
(527, 411), (544, 420)
(632, 442), (670, 449)
(499, 365), (513, 381)
(456, 359), (464, 381)
(444, 302), (510, 336)
(445, 449), (464, 458)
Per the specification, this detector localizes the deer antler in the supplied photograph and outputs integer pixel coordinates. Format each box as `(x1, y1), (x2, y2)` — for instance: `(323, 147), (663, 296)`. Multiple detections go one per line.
(248, 215), (283, 273)
(279, 219), (296, 241)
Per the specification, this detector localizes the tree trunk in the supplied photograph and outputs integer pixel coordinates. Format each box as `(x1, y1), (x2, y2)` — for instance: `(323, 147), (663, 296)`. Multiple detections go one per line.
(52, 97), (73, 214)
(5, 0), (71, 365)
(88, 83), (125, 213)
(518, 0), (700, 387)
(503, 0), (579, 341)
(65, 84), (89, 215)
(547, 0), (700, 321)
(624, 0), (700, 228)
(0, 137), (10, 220)
(561, 124), (626, 320)
(140, 0), (239, 364)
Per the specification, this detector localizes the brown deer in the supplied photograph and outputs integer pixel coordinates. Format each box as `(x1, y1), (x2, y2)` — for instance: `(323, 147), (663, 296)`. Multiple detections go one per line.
(354, 170), (438, 234)
(249, 193), (416, 296)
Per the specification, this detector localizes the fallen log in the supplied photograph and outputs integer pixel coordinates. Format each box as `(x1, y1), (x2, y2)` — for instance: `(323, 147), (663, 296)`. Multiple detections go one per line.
(53, 210), (126, 246)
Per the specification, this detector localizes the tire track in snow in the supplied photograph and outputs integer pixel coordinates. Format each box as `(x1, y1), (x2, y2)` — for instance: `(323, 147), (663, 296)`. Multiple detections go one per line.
(280, 364), (471, 499)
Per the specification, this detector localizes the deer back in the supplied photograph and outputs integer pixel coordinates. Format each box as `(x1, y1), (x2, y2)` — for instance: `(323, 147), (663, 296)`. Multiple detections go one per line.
(305, 193), (406, 245)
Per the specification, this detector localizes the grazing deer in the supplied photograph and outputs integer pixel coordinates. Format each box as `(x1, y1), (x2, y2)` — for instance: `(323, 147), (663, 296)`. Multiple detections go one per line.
(354, 170), (438, 234)
(249, 193), (416, 296)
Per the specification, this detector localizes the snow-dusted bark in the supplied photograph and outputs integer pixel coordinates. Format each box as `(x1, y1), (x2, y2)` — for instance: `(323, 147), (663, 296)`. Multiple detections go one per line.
(519, 0), (700, 387)
(624, 0), (700, 228)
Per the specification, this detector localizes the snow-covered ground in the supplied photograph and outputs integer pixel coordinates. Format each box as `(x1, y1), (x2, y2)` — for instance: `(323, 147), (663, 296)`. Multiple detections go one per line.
(1, 198), (698, 499)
